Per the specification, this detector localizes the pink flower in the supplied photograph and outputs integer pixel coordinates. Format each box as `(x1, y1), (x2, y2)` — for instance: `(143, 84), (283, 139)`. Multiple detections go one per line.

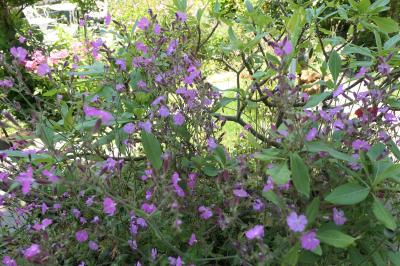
(137, 17), (150, 30)
(103, 197), (116, 216)
(16, 166), (34, 195)
(233, 188), (249, 198)
(198, 206), (213, 220)
(287, 211), (308, 232)
(75, 230), (88, 242)
(333, 207), (347, 225)
(188, 233), (197, 246)
(245, 225), (264, 240)
(23, 244), (40, 259)
(300, 230), (320, 251)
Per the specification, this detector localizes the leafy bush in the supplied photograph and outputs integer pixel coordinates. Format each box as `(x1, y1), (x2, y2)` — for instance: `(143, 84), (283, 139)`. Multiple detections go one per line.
(0, 0), (400, 265)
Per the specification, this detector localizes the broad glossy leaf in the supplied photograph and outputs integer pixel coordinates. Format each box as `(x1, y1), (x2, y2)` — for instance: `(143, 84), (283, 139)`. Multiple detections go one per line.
(325, 183), (369, 205)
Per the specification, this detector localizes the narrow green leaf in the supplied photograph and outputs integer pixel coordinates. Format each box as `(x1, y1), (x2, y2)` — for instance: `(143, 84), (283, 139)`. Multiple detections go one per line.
(325, 183), (369, 205)
(328, 50), (341, 84)
(317, 229), (355, 248)
(141, 131), (163, 170)
(290, 153), (310, 197)
(372, 197), (397, 230)
(384, 34), (400, 49)
(375, 164), (400, 184)
(304, 141), (356, 162)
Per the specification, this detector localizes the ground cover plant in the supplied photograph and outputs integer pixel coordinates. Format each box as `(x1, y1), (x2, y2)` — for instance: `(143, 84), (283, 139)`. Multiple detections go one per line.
(0, 0), (400, 265)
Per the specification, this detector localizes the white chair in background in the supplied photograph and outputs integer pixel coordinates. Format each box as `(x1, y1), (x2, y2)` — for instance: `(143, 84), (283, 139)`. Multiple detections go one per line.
(88, 0), (108, 20)
(23, 6), (57, 32)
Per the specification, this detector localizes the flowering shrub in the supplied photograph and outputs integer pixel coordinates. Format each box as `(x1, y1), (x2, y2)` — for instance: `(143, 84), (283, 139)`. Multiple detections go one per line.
(1, 0), (400, 265)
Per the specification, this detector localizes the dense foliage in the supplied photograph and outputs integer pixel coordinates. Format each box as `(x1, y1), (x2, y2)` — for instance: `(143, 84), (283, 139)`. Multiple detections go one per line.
(1, 0), (400, 265)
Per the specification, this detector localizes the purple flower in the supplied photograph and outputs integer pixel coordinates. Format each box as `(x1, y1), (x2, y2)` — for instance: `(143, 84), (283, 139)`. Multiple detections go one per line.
(16, 166), (34, 195)
(188, 233), (197, 246)
(83, 106), (113, 125)
(287, 211), (308, 232)
(135, 41), (148, 54)
(176, 11), (187, 22)
(151, 248), (157, 260)
(355, 66), (367, 78)
(333, 84), (344, 98)
(2, 256), (17, 266)
(172, 172), (185, 198)
(378, 62), (390, 75)
(37, 63), (51, 76)
(10, 47), (28, 62)
(141, 203), (156, 214)
(138, 121), (152, 133)
(154, 23), (161, 35)
(137, 17), (150, 30)
(103, 197), (116, 216)
(72, 208), (81, 218)
(116, 83), (125, 92)
(173, 112), (185, 126)
(333, 120), (345, 131)
(137, 80), (147, 89)
(207, 138), (218, 150)
(198, 206), (213, 220)
(115, 59), (126, 71)
(0, 172), (8, 182)
(263, 176), (274, 192)
(245, 225), (264, 240)
(352, 139), (370, 151)
(166, 39), (178, 56)
(23, 244), (40, 259)
(42, 169), (59, 183)
(305, 128), (318, 142)
(89, 241), (98, 251)
(104, 13), (111, 26)
(253, 199), (264, 212)
(75, 230), (88, 243)
(158, 105), (170, 117)
(19, 35), (26, 43)
(273, 36), (292, 57)
(123, 123), (135, 134)
(300, 231), (320, 251)
(168, 256), (183, 266)
(233, 188), (249, 198)
(333, 207), (347, 225)
(128, 239), (137, 250)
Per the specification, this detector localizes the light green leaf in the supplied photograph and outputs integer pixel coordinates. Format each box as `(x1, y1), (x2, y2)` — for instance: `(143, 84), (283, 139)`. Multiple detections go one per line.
(254, 148), (283, 162)
(317, 229), (355, 248)
(325, 183), (369, 205)
(384, 34), (400, 49)
(286, 7), (306, 45)
(290, 153), (310, 197)
(304, 141), (356, 162)
(328, 50), (341, 84)
(141, 131), (163, 170)
(375, 164), (400, 184)
(371, 17), (399, 33)
(304, 92), (331, 108)
(266, 162), (291, 185)
(372, 197), (396, 230)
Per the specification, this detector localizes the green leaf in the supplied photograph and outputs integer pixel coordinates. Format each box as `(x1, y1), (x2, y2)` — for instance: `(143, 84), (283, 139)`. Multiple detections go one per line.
(328, 51), (341, 84)
(388, 251), (400, 266)
(254, 148), (283, 162)
(244, 0), (254, 12)
(372, 197), (396, 230)
(325, 183), (369, 205)
(262, 190), (281, 207)
(266, 162), (291, 185)
(384, 34), (400, 49)
(304, 92), (330, 108)
(371, 17), (399, 33)
(375, 164), (400, 184)
(342, 44), (372, 57)
(367, 142), (386, 161)
(290, 153), (310, 197)
(213, 97), (236, 111)
(140, 131), (163, 170)
(42, 89), (59, 97)
(282, 243), (300, 266)
(202, 165), (219, 177)
(317, 229), (355, 248)
(305, 198), (320, 225)
(286, 7), (306, 45)
(387, 140), (400, 160)
(304, 141), (356, 162)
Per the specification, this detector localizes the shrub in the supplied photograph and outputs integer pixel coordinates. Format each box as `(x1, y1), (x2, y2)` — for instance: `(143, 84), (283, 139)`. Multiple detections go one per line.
(0, 0), (399, 265)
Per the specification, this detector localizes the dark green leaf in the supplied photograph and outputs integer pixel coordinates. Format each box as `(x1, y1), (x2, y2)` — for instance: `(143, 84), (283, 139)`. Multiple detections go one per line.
(328, 50), (341, 83)
(317, 229), (355, 248)
(325, 183), (369, 205)
(305, 198), (320, 225)
(290, 152), (310, 197)
(372, 197), (396, 230)
(304, 92), (331, 108)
